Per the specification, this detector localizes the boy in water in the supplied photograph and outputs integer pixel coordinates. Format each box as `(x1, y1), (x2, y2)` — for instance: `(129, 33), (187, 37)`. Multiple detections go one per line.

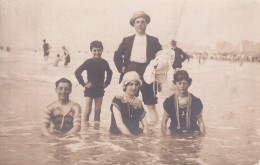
(41, 78), (81, 139)
(75, 40), (113, 122)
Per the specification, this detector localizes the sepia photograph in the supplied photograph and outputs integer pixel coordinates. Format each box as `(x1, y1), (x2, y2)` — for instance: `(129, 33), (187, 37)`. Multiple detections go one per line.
(0, 0), (260, 164)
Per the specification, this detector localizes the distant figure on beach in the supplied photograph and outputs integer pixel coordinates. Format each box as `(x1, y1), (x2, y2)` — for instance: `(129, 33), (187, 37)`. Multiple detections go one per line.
(41, 78), (81, 139)
(114, 11), (162, 121)
(53, 54), (62, 67)
(198, 52), (207, 64)
(239, 53), (244, 66)
(6, 46), (10, 52)
(43, 39), (49, 61)
(75, 40), (113, 122)
(170, 40), (187, 73)
(110, 71), (149, 135)
(62, 46), (70, 66)
(198, 53), (202, 64)
(161, 70), (205, 135)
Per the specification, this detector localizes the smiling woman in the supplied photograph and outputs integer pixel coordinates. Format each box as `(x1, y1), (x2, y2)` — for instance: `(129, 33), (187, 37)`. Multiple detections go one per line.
(109, 71), (149, 135)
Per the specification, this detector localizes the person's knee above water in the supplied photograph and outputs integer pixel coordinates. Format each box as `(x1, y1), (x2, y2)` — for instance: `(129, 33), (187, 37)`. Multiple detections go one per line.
(41, 78), (81, 139)
(109, 71), (149, 135)
(113, 11), (162, 121)
(161, 70), (205, 135)
(74, 40), (113, 122)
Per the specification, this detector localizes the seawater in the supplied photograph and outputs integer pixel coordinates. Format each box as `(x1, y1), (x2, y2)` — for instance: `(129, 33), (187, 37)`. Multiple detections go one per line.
(0, 51), (260, 165)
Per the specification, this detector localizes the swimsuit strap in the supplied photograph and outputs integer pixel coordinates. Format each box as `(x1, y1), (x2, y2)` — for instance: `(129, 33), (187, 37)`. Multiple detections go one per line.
(174, 93), (192, 129)
(185, 93), (192, 129)
(174, 94), (180, 129)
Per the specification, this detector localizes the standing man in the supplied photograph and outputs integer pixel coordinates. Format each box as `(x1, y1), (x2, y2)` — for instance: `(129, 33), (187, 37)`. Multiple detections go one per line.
(43, 39), (49, 61)
(114, 11), (162, 121)
(170, 40), (188, 73)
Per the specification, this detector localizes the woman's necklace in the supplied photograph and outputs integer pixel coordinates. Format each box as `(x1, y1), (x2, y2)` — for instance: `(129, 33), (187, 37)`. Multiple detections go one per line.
(124, 94), (135, 118)
(178, 95), (188, 108)
(123, 93), (135, 103)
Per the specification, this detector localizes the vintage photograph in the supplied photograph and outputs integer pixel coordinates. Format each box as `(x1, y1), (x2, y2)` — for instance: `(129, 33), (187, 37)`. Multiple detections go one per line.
(0, 0), (260, 164)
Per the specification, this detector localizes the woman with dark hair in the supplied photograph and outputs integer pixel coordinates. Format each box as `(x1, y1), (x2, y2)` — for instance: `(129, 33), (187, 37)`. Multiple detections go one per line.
(161, 70), (205, 135)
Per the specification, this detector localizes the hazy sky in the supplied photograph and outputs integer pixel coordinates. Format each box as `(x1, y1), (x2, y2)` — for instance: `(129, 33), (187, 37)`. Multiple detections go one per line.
(0, 0), (260, 52)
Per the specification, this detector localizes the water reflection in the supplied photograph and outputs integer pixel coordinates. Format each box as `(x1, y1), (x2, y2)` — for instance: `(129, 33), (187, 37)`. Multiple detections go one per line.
(52, 142), (73, 165)
(158, 134), (203, 164)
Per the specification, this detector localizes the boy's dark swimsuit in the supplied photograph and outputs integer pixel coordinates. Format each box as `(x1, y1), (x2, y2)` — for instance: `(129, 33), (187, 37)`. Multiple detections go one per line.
(75, 58), (112, 98)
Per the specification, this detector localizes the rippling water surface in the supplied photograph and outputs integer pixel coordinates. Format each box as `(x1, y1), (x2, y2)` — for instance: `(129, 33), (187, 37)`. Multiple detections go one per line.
(0, 51), (259, 165)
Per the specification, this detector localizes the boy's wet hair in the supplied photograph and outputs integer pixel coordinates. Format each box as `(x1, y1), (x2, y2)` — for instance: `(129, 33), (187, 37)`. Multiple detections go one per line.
(173, 70), (192, 85)
(55, 78), (72, 89)
(90, 40), (103, 51)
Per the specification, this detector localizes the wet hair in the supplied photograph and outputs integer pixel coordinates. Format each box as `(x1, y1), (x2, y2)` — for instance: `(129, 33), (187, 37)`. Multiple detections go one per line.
(90, 40), (103, 51)
(173, 70), (192, 85)
(123, 81), (141, 92)
(55, 78), (72, 89)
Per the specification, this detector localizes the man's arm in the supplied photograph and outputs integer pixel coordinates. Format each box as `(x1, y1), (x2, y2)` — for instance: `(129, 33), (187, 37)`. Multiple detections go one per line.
(155, 38), (163, 52)
(114, 38), (126, 73)
(41, 108), (58, 139)
(41, 124), (58, 139)
(146, 36), (162, 62)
